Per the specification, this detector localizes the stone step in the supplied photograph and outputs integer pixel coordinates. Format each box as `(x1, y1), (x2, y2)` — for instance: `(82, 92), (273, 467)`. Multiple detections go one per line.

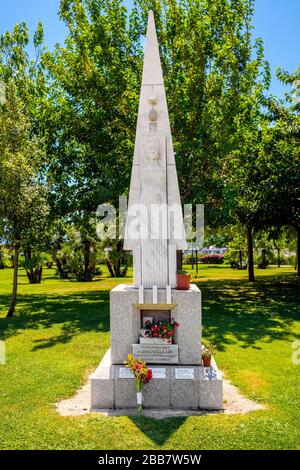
(90, 350), (223, 411)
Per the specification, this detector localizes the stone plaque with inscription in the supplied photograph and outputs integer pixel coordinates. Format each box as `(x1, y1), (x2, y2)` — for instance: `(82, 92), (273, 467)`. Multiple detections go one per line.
(119, 367), (134, 379)
(151, 367), (166, 378)
(132, 343), (178, 364)
(175, 368), (195, 380)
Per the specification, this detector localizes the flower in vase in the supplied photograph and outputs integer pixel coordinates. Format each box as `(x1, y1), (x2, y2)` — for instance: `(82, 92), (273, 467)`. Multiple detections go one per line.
(124, 354), (153, 415)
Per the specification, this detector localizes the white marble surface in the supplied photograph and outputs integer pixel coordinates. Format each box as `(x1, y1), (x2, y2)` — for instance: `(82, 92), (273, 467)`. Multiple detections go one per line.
(124, 11), (186, 288)
(138, 285), (144, 304)
(166, 285), (171, 304)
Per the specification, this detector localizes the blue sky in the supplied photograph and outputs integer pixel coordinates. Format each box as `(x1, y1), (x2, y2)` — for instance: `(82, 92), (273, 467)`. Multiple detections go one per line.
(0, 0), (299, 98)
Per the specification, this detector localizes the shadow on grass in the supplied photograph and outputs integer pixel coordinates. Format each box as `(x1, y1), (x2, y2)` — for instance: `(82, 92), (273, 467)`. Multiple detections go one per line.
(129, 417), (187, 446)
(127, 275), (299, 445)
(198, 273), (300, 350)
(0, 272), (299, 354)
(0, 291), (110, 349)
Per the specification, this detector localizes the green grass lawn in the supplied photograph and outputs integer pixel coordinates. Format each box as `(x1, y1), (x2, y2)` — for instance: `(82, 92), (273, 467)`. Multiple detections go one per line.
(0, 265), (299, 450)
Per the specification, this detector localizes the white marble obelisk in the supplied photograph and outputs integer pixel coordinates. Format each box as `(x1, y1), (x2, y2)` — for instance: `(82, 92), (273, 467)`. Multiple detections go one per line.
(124, 10), (186, 288)
(91, 12), (223, 413)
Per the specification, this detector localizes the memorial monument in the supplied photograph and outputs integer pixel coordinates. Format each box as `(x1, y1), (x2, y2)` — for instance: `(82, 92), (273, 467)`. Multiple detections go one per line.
(90, 10), (223, 411)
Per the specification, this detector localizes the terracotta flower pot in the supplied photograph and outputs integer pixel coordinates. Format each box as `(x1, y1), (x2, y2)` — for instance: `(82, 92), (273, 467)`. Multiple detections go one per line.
(176, 273), (190, 290)
(202, 355), (212, 367)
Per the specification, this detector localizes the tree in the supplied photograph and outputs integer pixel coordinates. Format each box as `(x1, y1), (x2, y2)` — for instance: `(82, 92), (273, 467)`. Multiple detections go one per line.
(54, 226), (100, 281)
(0, 20), (53, 288)
(223, 93), (268, 281)
(222, 225), (248, 269)
(259, 66), (300, 275)
(40, 0), (141, 276)
(103, 240), (130, 278)
(0, 82), (49, 317)
(0, 0), (275, 287)
(48, 221), (70, 279)
(42, 0), (270, 263)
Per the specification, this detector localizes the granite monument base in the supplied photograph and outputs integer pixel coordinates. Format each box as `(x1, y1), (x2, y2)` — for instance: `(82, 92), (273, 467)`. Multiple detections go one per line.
(90, 350), (223, 411)
(110, 284), (202, 365)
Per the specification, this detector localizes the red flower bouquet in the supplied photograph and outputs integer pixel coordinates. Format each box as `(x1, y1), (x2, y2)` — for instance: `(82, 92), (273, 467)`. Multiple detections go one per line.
(150, 318), (179, 344)
(124, 354), (153, 415)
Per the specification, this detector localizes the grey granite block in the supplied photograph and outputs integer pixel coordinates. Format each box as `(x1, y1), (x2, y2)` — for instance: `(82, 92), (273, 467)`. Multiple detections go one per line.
(90, 351), (223, 410)
(110, 284), (202, 366)
(172, 286), (202, 365)
(143, 368), (171, 408)
(113, 365), (136, 408)
(110, 285), (139, 364)
(90, 351), (115, 409)
(170, 367), (199, 409)
(198, 359), (223, 410)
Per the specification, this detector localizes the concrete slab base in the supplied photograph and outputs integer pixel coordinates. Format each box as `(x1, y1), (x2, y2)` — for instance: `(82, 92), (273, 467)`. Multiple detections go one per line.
(90, 349), (223, 411)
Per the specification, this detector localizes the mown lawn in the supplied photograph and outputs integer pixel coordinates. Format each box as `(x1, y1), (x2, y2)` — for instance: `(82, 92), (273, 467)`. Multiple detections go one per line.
(0, 265), (299, 450)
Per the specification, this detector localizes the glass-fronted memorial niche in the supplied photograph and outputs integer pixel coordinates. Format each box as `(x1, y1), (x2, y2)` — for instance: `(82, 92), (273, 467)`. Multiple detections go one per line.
(139, 309), (179, 345)
(133, 306), (179, 364)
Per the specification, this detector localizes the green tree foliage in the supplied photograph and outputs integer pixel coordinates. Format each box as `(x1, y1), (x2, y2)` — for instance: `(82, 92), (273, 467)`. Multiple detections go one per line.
(0, 245), (11, 269)
(132, 0), (270, 222)
(43, 0), (139, 213)
(43, 0), (269, 243)
(0, 20), (47, 135)
(222, 225), (248, 269)
(257, 66), (300, 275)
(0, 82), (49, 316)
(0, 20), (52, 290)
(0, 0), (298, 293)
(54, 226), (101, 281)
(222, 89), (267, 281)
(224, 67), (300, 279)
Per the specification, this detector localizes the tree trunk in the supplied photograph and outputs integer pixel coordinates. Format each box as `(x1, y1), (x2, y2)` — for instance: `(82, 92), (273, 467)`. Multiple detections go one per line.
(121, 265), (128, 277)
(55, 258), (69, 279)
(112, 241), (127, 277)
(6, 244), (20, 318)
(24, 248), (43, 284)
(113, 243), (121, 277)
(239, 250), (243, 269)
(83, 240), (91, 279)
(277, 248), (280, 268)
(176, 250), (183, 271)
(246, 225), (255, 282)
(297, 227), (300, 277)
(29, 266), (42, 284)
(107, 241), (128, 278)
(106, 260), (115, 277)
(113, 255), (121, 277)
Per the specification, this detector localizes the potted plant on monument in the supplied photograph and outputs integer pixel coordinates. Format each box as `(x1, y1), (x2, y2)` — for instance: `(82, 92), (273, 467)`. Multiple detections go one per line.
(124, 354), (153, 416)
(176, 269), (191, 290)
(202, 344), (216, 367)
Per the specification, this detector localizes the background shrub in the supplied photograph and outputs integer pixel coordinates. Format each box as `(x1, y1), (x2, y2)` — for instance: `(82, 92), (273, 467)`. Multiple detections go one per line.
(200, 254), (224, 264)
